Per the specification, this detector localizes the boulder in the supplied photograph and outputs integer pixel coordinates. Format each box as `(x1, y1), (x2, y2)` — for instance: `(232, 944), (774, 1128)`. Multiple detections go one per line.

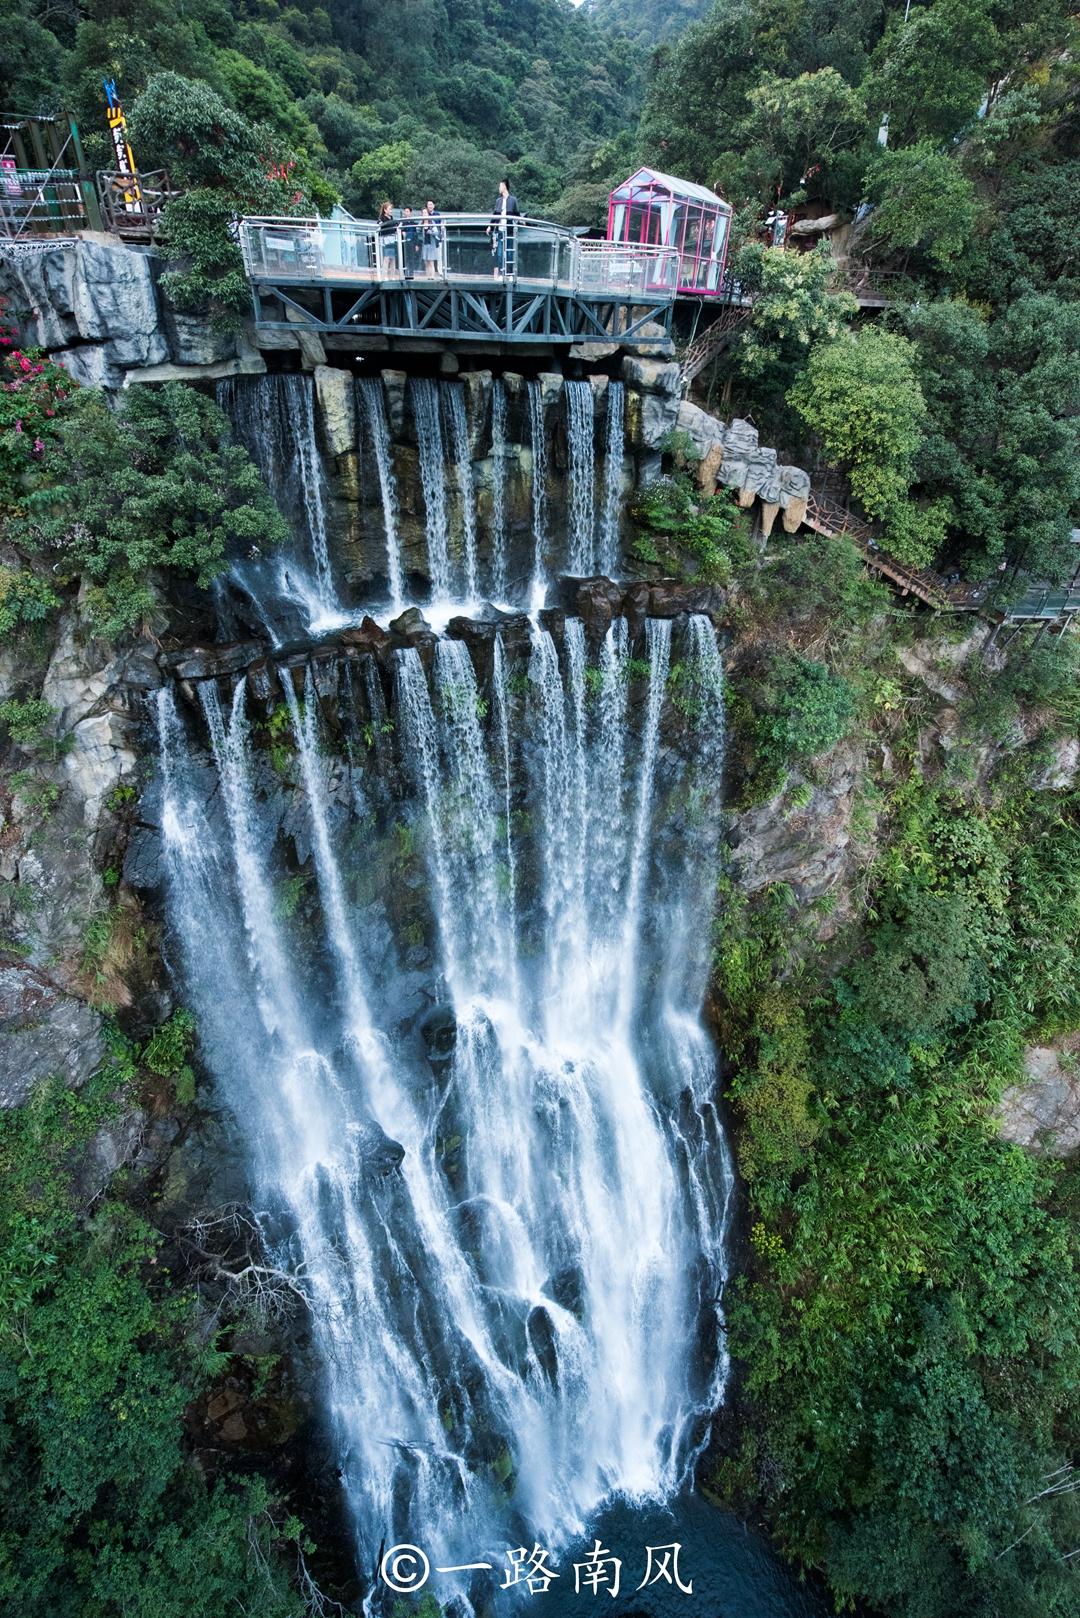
(0, 964), (105, 1107)
(568, 341), (619, 363)
(553, 577), (624, 642)
(340, 616), (393, 661)
(621, 356), (681, 398)
(675, 400), (726, 462)
(388, 606), (437, 666)
(639, 390), (681, 450)
(537, 372), (564, 411)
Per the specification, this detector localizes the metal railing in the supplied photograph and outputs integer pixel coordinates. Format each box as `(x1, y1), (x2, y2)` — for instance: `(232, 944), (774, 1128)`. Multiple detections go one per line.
(96, 168), (179, 238)
(239, 214), (679, 298)
(1, 113), (101, 238)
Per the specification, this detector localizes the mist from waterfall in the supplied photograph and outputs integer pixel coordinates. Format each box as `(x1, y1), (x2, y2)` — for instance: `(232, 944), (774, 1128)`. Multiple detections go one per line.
(155, 615), (734, 1594)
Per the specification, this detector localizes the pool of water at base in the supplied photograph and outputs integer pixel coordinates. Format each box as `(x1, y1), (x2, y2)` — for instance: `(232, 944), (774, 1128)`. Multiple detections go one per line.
(489, 1492), (830, 1618)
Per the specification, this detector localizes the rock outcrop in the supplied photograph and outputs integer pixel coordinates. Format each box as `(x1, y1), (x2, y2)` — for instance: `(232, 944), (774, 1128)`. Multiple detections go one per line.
(0, 236), (267, 387)
(999, 1043), (1080, 1157)
(0, 963), (106, 1108)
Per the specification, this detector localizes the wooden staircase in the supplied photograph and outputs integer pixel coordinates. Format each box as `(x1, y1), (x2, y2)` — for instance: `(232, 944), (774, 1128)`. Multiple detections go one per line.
(804, 491), (986, 613)
(679, 302), (753, 391)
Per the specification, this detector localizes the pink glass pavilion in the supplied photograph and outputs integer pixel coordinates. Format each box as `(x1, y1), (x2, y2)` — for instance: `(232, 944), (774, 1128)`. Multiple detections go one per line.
(606, 167), (733, 296)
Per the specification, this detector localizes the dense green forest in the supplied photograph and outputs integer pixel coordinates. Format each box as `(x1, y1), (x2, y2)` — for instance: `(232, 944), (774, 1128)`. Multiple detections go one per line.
(2, 3), (1080, 1618)
(585, 0), (714, 46)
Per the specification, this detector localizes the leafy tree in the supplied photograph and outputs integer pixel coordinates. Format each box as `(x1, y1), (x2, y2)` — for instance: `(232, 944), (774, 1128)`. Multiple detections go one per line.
(862, 0), (1001, 144)
(789, 326), (946, 564)
(348, 140), (417, 212)
(128, 72), (323, 313)
(735, 242), (856, 381)
(864, 140), (980, 266)
(407, 137), (511, 214)
(900, 294), (1080, 581)
(744, 67), (868, 196)
(13, 384), (286, 635)
(755, 653), (857, 771)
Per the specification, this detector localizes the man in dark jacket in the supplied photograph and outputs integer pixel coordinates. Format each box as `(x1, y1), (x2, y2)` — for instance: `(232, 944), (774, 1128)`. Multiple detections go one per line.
(400, 205), (420, 279)
(487, 179), (521, 277)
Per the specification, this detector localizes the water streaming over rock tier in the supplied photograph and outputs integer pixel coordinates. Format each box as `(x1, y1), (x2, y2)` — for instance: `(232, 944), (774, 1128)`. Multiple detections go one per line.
(357, 376), (404, 613)
(409, 376), (453, 602)
(443, 382), (480, 602)
(153, 612), (734, 1599)
(216, 373), (342, 633)
(599, 381), (625, 578)
(565, 380), (596, 577)
(528, 380), (550, 606)
(490, 380), (508, 603)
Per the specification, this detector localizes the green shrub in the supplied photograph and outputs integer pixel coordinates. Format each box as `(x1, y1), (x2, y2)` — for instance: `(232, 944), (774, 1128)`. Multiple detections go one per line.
(13, 384), (287, 636)
(0, 697), (54, 746)
(755, 654), (856, 769)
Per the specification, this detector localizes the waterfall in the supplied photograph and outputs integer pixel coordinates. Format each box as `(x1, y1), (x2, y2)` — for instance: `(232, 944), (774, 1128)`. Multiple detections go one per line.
(357, 377), (404, 613)
(444, 383), (479, 602)
(565, 380), (596, 577)
(490, 381), (508, 602)
(216, 374), (341, 631)
(528, 381), (549, 606)
(598, 381), (625, 577)
(155, 614), (733, 1590)
(410, 377), (452, 601)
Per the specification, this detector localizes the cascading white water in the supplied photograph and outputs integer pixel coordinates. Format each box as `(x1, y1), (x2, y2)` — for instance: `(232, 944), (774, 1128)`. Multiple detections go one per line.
(565, 380), (596, 577)
(444, 383), (479, 602)
(528, 381), (549, 605)
(217, 374), (343, 632)
(357, 377), (405, 613)
(490, 381), (508, 602)
(598, 380), (625, 577)
(409, 377), (452, 601)
(155, 615), (733, 1595)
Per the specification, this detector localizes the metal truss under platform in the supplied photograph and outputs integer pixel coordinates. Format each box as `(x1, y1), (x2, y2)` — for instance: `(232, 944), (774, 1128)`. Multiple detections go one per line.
(248, 276), (674, 348)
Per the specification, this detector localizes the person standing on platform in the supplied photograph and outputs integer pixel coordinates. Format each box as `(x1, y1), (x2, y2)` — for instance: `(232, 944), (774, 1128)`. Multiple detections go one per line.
(377, 200), (398, 276)
(487, 178), (521, 278)
(421, 201), (443, 278)
(401, 205), (420, 279)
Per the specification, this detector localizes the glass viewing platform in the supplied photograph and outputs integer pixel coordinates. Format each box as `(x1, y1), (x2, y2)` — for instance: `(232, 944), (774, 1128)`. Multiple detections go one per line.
(239, 213), (683, 347)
